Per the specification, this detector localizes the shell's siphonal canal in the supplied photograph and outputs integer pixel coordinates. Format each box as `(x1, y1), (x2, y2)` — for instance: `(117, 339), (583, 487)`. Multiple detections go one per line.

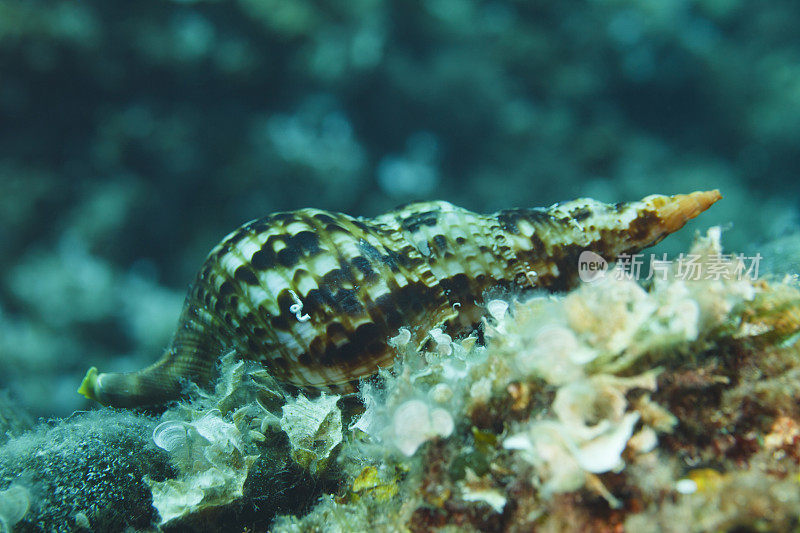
(78, 190), (721, 407)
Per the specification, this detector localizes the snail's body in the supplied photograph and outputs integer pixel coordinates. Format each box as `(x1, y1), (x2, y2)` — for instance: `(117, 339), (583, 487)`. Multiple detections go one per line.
(79, 191), (721, 407)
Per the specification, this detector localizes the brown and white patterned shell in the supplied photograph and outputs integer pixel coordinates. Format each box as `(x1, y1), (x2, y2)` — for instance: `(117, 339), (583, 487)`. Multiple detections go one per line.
(79, 190), (721, 407)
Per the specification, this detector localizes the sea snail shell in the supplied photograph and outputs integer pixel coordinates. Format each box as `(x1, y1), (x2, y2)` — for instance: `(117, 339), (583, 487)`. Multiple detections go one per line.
(79, 190), (721, 407)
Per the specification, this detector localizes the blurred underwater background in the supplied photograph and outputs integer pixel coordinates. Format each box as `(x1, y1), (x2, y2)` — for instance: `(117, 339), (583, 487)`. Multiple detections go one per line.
(2, 0), (800, 419)
(1, 0), (800, 531)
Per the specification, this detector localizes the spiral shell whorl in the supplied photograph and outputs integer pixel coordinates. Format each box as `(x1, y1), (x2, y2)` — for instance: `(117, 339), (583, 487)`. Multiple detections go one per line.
(79, 190), (721, 407)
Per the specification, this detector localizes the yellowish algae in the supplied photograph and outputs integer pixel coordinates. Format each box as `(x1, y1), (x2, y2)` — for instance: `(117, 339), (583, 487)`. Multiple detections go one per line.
(76, 367), (99, 403)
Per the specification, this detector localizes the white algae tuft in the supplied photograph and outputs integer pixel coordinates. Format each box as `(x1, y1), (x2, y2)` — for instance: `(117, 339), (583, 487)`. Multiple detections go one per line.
(280, 393), (343, 473)
(148, 409), (258, 526)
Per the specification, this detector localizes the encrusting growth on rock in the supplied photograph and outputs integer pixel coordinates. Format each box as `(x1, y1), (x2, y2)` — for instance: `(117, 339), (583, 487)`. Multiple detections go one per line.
(78, 190), (721, 407)
(274, 225), (794, 532)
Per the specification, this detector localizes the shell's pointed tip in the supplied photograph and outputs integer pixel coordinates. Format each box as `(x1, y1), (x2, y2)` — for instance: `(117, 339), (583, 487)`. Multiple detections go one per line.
(77, 366), (100, 403)
(648, 189), (723, 234)
(690, 188), (723, 206)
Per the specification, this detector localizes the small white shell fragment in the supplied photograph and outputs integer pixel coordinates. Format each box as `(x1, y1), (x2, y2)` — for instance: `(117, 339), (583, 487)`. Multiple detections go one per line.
(193, 410), (242, 453)
(461, 486), (507, 514)
(388, 327), (412, 348)
(429, 328), (452, 356)
(628, 426), (659, 453)
(153, 421), (189, 452)
(469, 377), (492, 404)
(429, 408), (455, 438)
(571, 412), (640, 474)
(487, 299), (509, 322)
(503, 433), (533, 451)
(392, 400), (430, 456)
(675, 478), (698, 495)
(391, 399), (454, 456)
(430, 383), (453, 404)
(248, 430), (266, 443)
